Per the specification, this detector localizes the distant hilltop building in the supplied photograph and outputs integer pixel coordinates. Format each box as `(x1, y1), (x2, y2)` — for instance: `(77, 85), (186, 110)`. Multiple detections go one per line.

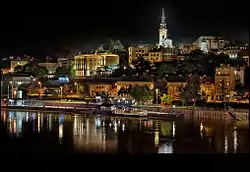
(158, 8), (173, 48)
(194, 36), (229, 53)
(74, 53), (119, 77)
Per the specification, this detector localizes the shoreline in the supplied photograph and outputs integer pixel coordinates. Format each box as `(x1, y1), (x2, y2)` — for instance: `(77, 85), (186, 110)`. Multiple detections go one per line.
(1, 105), (249, 122)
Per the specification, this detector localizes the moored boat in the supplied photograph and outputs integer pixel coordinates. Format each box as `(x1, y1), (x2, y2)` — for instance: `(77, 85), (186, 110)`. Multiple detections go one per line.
(114, 106), (148, 117)
(147, 111), (184, 119)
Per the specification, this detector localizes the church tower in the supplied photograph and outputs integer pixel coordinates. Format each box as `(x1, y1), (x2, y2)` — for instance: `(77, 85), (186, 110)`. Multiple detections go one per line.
(158, 8), (173, 48)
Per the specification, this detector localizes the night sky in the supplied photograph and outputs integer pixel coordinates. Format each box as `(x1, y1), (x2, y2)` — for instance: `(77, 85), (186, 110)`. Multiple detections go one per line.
(1, 0), (248, 57)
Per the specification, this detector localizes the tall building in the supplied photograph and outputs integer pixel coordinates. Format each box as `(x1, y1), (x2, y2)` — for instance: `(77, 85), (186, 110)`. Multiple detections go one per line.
(158, 8), (173, 48)
(128, 45), (153, 64)
(214, 64), (245, 100)
(74, 53), (119, 77)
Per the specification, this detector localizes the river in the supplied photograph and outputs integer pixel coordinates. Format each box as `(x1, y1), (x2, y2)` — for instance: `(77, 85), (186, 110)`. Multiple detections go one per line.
(0, 109), (249, 154)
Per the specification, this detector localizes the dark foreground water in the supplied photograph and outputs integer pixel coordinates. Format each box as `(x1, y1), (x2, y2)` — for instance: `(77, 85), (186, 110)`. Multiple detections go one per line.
(0, 110), (249, 154)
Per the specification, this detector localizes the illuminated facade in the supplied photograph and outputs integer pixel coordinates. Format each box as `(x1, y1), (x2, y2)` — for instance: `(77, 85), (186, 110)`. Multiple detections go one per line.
(180, 44), (199, 54)
(74, 53), (119, 77)
(128, 45), (152, 64)
(214, 64), (245, 100)
(38, 62), (58, 78)
(10, 59), (29, 72)
(200, 83), (215, 102)
(194, 36), (229, 52)
(158, 8), (173, 48)
(221, 43), (248, 59)
(148, 48), (179, 62)
(166, 77), (187, 100)
(12, 74), (32, 86)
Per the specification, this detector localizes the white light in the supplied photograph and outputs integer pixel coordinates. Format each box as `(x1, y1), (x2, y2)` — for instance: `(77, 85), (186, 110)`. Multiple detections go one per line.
(59, 124), (63, 144)
(158, 143), (173, 154)
(233, 130), (238, 153)
(109, 123), (112, 127)
(114, 123), (117, 133)
(200, 123), (204, 131)
(102, 122), (105, 127)
(172, 122), (175, 137)
(155, 131), (159, 146)
(122, 124), (125, 131)
(224, 136), (228, 153)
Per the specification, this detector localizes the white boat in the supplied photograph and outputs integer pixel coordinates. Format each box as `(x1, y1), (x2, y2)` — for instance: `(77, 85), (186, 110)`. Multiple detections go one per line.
(114, 106), (148, 117)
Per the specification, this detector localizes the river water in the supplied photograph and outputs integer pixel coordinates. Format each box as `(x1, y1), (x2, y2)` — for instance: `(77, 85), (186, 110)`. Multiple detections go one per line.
(0, 109), (249, 154)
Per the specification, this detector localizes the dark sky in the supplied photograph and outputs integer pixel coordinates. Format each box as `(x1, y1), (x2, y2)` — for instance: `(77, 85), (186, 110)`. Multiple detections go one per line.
(1, 0), (248, 57)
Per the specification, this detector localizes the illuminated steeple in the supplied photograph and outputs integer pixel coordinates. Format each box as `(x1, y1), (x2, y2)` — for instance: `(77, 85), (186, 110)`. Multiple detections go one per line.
(160, 8), (166, 29)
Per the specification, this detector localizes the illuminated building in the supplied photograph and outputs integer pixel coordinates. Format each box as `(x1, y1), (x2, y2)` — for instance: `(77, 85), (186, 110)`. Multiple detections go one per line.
(200, 76), (215, 102)
(10, 57), (30, 72)
(215, 64), (245, 100)
(220, 43), (248, 58)
(83, 79), (117, 97)
(74, 53), (119, 77)
(180, 44), (199, 54)
(158, 8), (173, 48)
(128, 45), (152, 64)
(1, 68), (11, 74)
(116, 76), (154, 91)
(148, 47), (179, 62)
(166, 76), (187, 100)
(239, 50), (249, 67)
(82, 76), (154, 98)
(11, 74), (32, 86)
(37, 62), (58, 78)
(194, 36), (229, 52)
(57, 57), (73, 67)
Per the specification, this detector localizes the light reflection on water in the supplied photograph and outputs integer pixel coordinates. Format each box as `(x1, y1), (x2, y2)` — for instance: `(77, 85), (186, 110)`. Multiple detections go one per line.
(0, 110), (249, 153)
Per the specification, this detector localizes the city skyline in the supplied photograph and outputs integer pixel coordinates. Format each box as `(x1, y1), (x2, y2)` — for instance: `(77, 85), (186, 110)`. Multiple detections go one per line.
(1, 0), (248, 57)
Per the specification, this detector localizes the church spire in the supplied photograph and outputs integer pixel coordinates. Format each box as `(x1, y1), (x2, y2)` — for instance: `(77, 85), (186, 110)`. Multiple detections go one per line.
(160, 8), (166, 29)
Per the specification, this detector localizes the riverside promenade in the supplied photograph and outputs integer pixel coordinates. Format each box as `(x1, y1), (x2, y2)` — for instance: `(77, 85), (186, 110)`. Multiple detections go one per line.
(146, 106), (249, 122)
(1, 100), (249, 122)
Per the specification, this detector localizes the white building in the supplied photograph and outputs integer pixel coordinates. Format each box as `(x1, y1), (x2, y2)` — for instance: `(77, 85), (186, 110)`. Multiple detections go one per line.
(158, 8), (173, 48)
(194, 36), (229, 52)
(12, 74), (32, 86)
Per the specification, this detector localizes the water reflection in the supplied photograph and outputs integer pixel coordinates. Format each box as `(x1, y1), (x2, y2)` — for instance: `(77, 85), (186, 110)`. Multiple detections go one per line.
(0, 110), (249, 153)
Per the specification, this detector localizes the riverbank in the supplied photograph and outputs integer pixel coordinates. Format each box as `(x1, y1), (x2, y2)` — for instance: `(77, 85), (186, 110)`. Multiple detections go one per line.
(1, 104), (249, 122)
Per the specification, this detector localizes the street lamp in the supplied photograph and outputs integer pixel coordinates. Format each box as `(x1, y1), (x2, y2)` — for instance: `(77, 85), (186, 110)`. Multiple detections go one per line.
(38, 81), (42, 98)
(60, 86), (63, 101)
(74, 82), (78, 95)
(8, 81), (13, 99)
(155, 88), (159, 105)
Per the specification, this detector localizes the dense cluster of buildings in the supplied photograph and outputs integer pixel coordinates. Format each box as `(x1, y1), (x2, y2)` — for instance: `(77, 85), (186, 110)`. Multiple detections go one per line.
(1, 8), (249, 103)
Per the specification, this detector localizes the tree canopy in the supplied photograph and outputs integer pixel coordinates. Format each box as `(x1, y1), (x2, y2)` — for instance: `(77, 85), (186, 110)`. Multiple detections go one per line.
(129, 85), (154, 104)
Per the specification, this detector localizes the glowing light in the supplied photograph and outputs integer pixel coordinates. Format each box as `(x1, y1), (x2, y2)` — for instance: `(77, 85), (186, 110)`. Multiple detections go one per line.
(122, 124), (125, 131)
(26, 113), (29, 122)
(95, 118), (101, 128)
(59, 114), (65, 124)
(172, 122), (175, 137)
(233, 130), (238, 153)
(154, 131), (159, 146)
(102, 122), (105, 127)
(114, 123), (117, 133)
(38, 113), (40, 133)
(109, 123), (112, 127)
(224, 136), (228, 153)
(200, 123), (204, 131)
(158, 143), (173, 154)
(59, 124), (63, 144)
